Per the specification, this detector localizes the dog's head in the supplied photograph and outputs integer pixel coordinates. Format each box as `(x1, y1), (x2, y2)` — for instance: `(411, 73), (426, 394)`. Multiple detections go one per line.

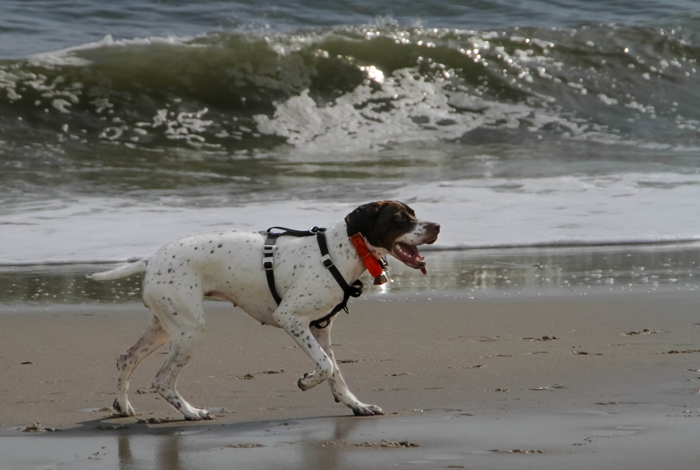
(345, 201), (440, 271)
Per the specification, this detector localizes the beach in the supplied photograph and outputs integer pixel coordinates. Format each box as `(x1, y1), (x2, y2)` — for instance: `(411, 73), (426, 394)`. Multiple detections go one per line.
(2, 252), (700, 469)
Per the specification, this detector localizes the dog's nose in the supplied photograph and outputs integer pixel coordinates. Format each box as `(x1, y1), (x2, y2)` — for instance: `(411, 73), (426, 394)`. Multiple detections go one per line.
(424, 223), (440, 244)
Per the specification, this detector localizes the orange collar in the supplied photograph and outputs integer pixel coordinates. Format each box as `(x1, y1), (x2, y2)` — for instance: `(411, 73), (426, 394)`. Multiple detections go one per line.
(349, 233), (384, 278)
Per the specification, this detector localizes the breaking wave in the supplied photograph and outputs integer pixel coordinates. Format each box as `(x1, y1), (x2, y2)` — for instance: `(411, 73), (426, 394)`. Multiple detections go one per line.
(1, 22), (699, 154)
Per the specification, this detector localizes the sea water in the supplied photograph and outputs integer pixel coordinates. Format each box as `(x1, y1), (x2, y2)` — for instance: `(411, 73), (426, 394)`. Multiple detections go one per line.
(1, 0), (700, 268)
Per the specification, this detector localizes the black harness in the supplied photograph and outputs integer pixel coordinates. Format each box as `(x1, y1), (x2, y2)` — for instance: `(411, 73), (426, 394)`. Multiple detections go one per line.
(262, 226), (363, 329)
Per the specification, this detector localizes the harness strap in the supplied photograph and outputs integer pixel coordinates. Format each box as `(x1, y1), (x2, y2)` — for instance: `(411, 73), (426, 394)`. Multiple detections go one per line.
(267, 226), (320, 237)
(312, 231), (363, 329)
(262, 231), (282, 304)
(263, 226), (322, 304)
(261, 226), (363, 329)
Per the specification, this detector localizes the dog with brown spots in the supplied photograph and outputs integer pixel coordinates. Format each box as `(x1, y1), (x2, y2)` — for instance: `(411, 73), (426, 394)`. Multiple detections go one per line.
(91, 200), (440, 420)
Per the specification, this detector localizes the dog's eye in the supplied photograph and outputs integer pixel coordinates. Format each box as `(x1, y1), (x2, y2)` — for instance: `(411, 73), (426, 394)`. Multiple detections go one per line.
(394, 213), (406, 222)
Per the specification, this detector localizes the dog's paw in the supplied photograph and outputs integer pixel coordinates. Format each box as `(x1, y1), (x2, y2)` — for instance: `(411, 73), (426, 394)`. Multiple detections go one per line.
(298, 367), (333, 391)
(184, 408), (215, 421)
(352, 404), (384, 417)
(297, 375), (312, 391)
(298, 372), (323, 391)
(199, 410), (216, 420)
(112, 398), (135, 417)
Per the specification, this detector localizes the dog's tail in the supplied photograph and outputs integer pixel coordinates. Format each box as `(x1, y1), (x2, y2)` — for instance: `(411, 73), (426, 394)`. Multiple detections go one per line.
(90, 259), (148, 281)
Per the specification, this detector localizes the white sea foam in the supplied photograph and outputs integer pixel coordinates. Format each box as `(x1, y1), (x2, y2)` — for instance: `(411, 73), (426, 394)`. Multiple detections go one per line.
(26, 34), (196, 67)
(2, 172), (699, 265)
(253, 66), (590, 155)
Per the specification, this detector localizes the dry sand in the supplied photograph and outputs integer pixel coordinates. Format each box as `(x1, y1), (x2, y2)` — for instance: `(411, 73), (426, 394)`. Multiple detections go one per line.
(2, 288), (700, 469)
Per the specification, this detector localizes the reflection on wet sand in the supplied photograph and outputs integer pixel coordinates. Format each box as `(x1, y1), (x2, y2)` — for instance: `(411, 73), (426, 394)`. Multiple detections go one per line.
(118, 433), (185, 470)
(110, 416), (365, 470)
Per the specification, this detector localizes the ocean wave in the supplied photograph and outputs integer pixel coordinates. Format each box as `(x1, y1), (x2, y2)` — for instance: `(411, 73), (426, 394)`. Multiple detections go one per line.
(0, 22), (698, 154)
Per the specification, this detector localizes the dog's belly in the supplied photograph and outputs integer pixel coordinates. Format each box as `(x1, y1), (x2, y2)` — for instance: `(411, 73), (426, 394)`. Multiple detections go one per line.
(205, 290), (280, 326)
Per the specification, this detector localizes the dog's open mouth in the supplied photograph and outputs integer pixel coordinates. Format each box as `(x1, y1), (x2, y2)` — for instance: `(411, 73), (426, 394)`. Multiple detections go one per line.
(393, 242), (427, 273)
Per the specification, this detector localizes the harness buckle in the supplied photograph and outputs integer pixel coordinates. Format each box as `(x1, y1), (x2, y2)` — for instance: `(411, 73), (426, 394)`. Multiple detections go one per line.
(321, 254), (334, 269)
(263, 257), (274, 270)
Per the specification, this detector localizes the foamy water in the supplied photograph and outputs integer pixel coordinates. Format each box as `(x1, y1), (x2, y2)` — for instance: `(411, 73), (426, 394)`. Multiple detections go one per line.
(2, 172), (699, 265)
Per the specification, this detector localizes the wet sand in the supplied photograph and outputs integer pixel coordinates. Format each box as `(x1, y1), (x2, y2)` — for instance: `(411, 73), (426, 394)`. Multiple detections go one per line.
(2, 289), (700, 468)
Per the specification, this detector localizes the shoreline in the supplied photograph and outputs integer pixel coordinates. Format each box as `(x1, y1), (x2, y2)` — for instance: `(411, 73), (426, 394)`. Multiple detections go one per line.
(3, 287), (700, 468)
(2, 242), (700, 307)
(3, 237), (700, 268)
(4, 237), (700, 267)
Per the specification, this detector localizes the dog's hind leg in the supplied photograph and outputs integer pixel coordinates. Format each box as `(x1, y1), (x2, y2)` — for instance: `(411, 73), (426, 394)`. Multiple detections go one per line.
(311, 323), (384, 416)
(114, 314), (170, 416)
(150, 298), (214, 421)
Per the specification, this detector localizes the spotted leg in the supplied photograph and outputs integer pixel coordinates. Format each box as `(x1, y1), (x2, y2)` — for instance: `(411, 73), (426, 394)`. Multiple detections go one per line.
(311, 323), (384, 416)
(114, 314), (170, 417)
(149, 299), (214, 421)
(273, 310), (335, 391)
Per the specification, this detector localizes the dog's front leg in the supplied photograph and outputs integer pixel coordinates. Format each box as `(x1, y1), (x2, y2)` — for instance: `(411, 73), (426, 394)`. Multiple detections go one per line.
(273, 310), (334, 391)
(311, 323), (384, 416)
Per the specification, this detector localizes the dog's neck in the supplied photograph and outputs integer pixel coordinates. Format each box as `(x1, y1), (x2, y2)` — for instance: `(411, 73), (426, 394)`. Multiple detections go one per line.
(324, 221), (367, 283)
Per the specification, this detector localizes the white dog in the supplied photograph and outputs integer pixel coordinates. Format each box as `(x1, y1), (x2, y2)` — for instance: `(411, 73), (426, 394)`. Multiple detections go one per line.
(91, 200), (440, 420)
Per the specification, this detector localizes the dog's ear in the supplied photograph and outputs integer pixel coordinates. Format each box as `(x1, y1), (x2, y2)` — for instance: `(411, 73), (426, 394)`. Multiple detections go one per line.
(345, 202), (381, 238)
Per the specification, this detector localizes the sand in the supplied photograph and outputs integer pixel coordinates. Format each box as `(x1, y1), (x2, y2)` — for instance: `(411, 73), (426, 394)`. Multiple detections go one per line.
(2, 285), (700, 469)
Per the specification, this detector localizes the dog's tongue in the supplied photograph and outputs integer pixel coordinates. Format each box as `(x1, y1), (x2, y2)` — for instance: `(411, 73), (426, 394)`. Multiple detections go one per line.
(420, 267), (427, 275)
